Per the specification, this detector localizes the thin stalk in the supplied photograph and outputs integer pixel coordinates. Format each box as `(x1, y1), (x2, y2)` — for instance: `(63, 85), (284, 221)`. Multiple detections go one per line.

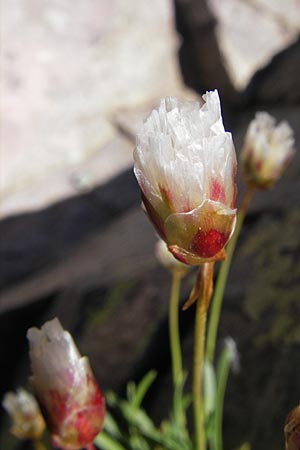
(193, 262), (214, 450)
(169, 270), (184, 387)
(206, 189), (253, 363)
(213, 347), (232, 450)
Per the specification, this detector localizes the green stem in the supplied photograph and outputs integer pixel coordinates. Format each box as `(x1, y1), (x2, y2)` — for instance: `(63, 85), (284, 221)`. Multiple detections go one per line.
(193, 262), (214, 450)
(169, 270), (184, 388)
(206, 189), (253, 363)
(213, 347), (232, 450)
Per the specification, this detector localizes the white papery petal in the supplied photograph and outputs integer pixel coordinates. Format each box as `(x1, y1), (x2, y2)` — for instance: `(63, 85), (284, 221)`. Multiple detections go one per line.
(245, 112), (295, 166)
(27, 318), (86, 394)
(3, 388), (40, 417)
(134, 90), (236, 214)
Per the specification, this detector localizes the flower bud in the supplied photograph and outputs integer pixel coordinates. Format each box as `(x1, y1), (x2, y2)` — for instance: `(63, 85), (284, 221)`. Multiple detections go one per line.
(134, 90), (237, 265)
(241, 112), (295, 189)
(2, 388), (45, 441)
(155, 239), (190, 275)
(285, 404), (300, 450)
(27, 318), (105, 450)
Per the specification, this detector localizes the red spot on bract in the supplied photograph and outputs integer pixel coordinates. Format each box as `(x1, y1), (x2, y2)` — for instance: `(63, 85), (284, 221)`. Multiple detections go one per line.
(75, 381), (105, 445)
(74, 410), (98, 445)
(91, 387), (104, 406)
(210, 179), (225, 203)
(192, 229), (228, 258)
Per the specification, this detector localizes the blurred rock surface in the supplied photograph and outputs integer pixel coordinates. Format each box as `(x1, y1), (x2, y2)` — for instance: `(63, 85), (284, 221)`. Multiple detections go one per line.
(175, 0), (300, 103)
(1, 0), (190, 217)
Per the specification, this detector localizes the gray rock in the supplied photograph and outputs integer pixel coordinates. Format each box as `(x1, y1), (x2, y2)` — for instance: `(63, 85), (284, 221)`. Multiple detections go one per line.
(174, 0), (300, 104)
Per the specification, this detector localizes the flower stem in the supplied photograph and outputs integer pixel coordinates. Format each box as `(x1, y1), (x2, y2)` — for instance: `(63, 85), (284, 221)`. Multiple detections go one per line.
(213, 346), (233, 450)
(193, 262), (214, 450)
(169, 270), (184, 388)
(206, 189), (253, 363)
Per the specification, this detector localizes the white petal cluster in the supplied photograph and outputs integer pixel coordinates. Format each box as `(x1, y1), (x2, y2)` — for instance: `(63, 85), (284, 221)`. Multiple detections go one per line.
(3, 388), (40, 420)
(27, 318), (91, 398)
(2, 388), (45, 440)
(134, 90), (236, 214)
(244, 112), (295, 173)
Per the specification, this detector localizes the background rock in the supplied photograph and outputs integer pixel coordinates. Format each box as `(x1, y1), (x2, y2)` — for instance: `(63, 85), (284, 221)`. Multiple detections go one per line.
(1, 0), (188, 217)
(174, 0), (300, 104)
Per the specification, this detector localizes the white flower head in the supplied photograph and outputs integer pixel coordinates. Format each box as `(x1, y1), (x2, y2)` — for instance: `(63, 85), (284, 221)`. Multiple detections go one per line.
(2, 388), (45, 440)
(134, 90), (237, 265)
(241, 112), (295, 189)
(28, 318), (87, 395)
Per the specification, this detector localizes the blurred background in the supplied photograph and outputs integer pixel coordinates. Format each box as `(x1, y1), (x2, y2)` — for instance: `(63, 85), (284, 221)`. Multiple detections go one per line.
(1, 0), (300, 449)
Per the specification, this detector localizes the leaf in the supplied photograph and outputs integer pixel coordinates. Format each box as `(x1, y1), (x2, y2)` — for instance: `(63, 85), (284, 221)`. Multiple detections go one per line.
(131, 371), (157, 409)
(128, 433), (151, 450)
(94, 431), (126, 450)
(103, 411), (123, 439)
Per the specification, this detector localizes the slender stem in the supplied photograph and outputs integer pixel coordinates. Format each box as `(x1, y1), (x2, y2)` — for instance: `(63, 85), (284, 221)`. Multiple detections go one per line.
(32, 440), (48, 450)
(169, 270), (183, 387)
(206, 189), (253, 363)
(193, 262), (214, 450)
(213, 347), (232, 450)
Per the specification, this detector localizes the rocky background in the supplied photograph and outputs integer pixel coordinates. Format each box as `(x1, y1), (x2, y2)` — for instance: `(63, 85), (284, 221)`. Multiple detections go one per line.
(1, 0), (300, 449)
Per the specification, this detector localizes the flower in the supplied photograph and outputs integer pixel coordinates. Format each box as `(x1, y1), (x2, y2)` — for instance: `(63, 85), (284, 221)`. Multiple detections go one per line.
(2, 388), (45, 441)
(241, 112), (295, 189)
(134, 90), (237, 265)
(27, 318), (105, 450)
(284, 404), (300, 450)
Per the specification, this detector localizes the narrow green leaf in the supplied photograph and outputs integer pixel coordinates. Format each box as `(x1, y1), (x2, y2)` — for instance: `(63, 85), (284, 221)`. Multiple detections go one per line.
(131, 370), (157, 408)
(212, 346), (232, 450)
(127, 381), (136, 403)
(103, 411), (122, 439)
(94, 432), (126, 450)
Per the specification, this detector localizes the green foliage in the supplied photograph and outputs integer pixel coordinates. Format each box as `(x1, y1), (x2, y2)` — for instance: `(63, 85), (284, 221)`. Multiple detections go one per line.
(94, 371), (192, 450)
(95, 342), (239, 450)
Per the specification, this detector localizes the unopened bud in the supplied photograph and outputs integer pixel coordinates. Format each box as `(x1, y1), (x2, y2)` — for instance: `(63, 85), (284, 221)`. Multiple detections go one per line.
(2, 388), (45, 441)
(27, 318), (105, 450)
(241, 112), (295, 190)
